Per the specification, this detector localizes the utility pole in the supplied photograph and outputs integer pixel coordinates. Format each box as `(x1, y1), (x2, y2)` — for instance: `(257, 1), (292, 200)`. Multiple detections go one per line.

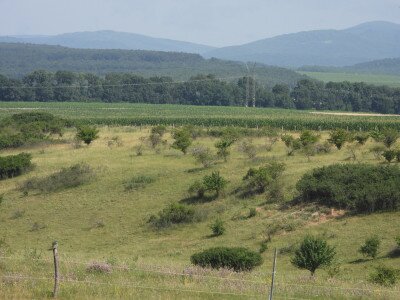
(269, 248), (277, 300)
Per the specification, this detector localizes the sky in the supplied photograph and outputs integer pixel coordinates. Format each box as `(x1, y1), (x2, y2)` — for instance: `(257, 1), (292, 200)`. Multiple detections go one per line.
(0, 0), (399, 47)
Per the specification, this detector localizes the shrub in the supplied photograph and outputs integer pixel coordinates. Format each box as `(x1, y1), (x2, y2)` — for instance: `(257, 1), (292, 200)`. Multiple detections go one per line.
(299, 130), (320, 146)
(20, 163), (94, 193)
(313, 142), (332, 154)
(237, 139), (257, 159)
(291, 235), (336, 276)
(248, 208), (257, 218)
(133, 144), (144, 156)
(370, 266), (399, 286)
(188, 181), (206, 198)
(259, 241), (268, 253)
(76, 126), (99, 145)
(172, 128), (192, 154)
(370, 145), (386, 160)
(191, 247), (263, 271)
(149, 203), (195, 229)
(382, 129), (399, 148)
(0, 153), (32, 180)
(281, 134), (302, 156)
(354, 133), (370, 145)
(383, 150), (396, 163)
(396, 237), (400, 248)
(210, 219), (225, 236)
(328, 129), (350, 150)
(359, 236), (380, 259)
(149, 126), (166, 149)
(215, 137), (235, 162)
(191, 146), (214, 168)
(243, 162), (285, 195)
(203, 171), (228, 197)
(296, 164), (400, 213)
(124, 175), (155, 191)
(151, 125), (167, 137)
(86, 262), (112, 274)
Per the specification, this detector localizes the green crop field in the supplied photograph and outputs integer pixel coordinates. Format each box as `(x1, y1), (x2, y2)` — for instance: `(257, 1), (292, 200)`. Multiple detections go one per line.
(299, 71), (400, 88)
(1, 102), (400, 131)
(1, 102), (400, 299)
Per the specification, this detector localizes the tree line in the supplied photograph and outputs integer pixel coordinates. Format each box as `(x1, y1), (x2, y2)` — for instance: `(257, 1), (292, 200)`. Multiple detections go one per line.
(0, 70), (400, 114)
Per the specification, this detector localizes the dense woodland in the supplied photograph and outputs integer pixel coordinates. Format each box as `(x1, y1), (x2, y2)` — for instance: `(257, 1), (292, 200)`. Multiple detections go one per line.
(1, 70), (400, 114)
(0, 43), (304, 87)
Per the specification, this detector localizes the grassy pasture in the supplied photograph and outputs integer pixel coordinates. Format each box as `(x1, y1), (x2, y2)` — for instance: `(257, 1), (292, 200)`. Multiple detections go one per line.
(299, 71), (400, 88)
(0, 124), (400, 299)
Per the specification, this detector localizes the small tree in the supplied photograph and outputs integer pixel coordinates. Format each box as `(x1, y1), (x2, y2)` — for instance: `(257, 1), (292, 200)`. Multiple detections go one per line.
(172, 128), (192, 154)
(383, 150), (396, 163)
(203, 171), (228, 197)
(243, 162), (285, 194)
(215, 137), (235, 162)
(210, 218), (225, 236)
(191, 146), (214, 168)
(359, 236), (380, 259)
(76, 126), (99, 145)
(281, 134), (302, 156)
(291, 235), (336, 276)
(328, 129), (349, 150)
(299, 130), (320, 147)
(382, 129), (399, 148)
(354, 133), (370, 145)
(237, 139), (257, 159)
(188, 181), (206, 198)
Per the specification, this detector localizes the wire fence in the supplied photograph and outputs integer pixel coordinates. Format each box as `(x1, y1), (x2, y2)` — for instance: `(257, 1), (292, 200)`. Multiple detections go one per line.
(1, 255), (400, 299)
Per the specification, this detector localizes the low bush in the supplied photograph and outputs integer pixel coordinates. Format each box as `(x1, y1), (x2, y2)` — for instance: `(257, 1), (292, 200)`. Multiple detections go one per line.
(370, 266), (399, 286)
(149, 203), (195, 229)
(188, 181), (206, 198)
(86, 262), (112, 274)
(20, 163), (94, 193)
(210, 218), (225, 236)
(242, 162), (285, 195)
(191, 247), (263, 271)
(237, 139), (257, 159)
(191, 146), (214, 168)
(0, 153), (32, 179)
(76, 126), (99, 145)
(124, 175), (155, 191)
(296, 164), (400, 213)
(359, 236), (380, 259)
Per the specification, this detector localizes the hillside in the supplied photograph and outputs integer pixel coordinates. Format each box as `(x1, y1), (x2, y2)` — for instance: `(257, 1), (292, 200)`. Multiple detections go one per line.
(0, 43), (305, 87)
(205, 21), (400, 67)
(0, 30), (214, 54)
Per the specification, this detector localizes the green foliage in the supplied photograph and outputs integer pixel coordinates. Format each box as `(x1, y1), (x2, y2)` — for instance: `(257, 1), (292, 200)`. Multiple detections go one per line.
(19, 163), (94, 193)
(291, 235), (336, 276)
(259, 241), (268, 254)
(243, 162), (285, 195)
(151, 125), (167, 137)
(296, 164), (400, 213)
(210, 218), (225, 236)
(76, 126), (99, 145)
(248, 208), (257, 218)
(396, 236), (400, 248)
(215, 137), (235, 162)
(359, 236), (380, 259)
(328, 129), (350, 150)
(299, 130), (320, 146)
(188, 181), (206, 198)
(190, 247), (263, 271)
(191, 146), (214, 168)
(0, 153), (32, 179)
(281, 134), (302, 155)
(382, 129), (399, 148)
(237, 139), (257, 159)
(370, 266), (399, 287)
(382, 150), (396, 163)
(203, 171), (228, 197)
(149, 203), (195, 229)
(353, 132), (370, 145)
(124, 175), (155, 191)
(172, 128), (192, 154)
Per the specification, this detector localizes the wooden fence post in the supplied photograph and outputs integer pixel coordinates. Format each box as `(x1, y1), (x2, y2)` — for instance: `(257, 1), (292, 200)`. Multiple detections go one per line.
(269, 248), (277, 300)
(52, 241), (59, 298)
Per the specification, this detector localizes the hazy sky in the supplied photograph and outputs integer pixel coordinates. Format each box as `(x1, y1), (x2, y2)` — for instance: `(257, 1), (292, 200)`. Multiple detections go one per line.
(1, 0), (399, 47)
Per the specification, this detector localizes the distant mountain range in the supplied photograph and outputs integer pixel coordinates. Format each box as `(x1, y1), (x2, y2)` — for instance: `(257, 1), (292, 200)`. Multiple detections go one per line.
(0, 30), (215, 54)
(1, 21), (399, 70)
(0, 43), (305, 88)
(205, 21), (400, 67)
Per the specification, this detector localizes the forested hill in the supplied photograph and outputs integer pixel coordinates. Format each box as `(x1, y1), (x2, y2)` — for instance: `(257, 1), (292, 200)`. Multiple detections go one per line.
(0, 43), (305, 88)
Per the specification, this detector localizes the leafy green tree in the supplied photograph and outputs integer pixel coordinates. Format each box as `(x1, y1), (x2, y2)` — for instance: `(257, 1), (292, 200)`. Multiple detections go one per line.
(76, 126), (99, 145)
(172, 128), (192, 154)
(299, 130), (320, 147)
(354, 133), (370, 145)
(210, 218), (225, 236)
(215, 137), (235, 162)
(359, 236), (380, 259)
(383, 150), (396, 163)
(281, 134), (302, 156)
(203, 171), (228, 197)
(382, 129), (399, 148)
(328, 129), (350, 150)
(291, 235), (336, 276)
(243, 162), (285, 194)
